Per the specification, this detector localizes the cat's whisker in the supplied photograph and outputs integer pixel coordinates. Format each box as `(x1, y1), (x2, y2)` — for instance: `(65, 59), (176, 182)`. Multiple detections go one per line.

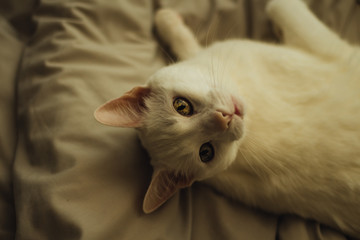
(242, 132), (286, 176)
(219, 49), (231, 89)
(216, 56), (221, 88)
(97, 4), (360, 234)
(214, 56), (220, 89)
(241, 146), (273, 176)
(208, 54), (217, 89)
(204, 16), (217, 49)
(238, 149), (264, 178)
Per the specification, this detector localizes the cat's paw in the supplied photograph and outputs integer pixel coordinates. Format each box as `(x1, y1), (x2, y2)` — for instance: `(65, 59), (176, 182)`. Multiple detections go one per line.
(266, 0), (308, 15)
(155, 9), (183, 28)
(154, 8), (201, 60)
(155, 9), (184, 44)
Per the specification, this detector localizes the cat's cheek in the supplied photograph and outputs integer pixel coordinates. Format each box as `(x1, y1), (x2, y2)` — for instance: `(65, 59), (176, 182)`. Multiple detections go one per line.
(228, 117), (245, 141)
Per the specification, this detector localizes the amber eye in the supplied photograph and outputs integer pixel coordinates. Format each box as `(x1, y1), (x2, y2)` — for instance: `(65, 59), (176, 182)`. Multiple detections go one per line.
(173, 97), (193, 116)
(199, 142), (214, 163)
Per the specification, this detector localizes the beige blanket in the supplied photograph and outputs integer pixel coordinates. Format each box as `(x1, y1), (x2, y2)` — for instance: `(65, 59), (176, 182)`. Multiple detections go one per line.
(1, 0), (359, 239)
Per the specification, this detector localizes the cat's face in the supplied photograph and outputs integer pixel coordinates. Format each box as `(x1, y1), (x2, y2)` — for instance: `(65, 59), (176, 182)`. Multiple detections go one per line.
(140, 63), (245, 180)
(94, 61), (245, 213)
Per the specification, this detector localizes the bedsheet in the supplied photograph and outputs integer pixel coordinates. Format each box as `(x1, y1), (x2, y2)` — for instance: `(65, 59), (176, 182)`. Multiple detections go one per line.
(0, 0), (359, 239)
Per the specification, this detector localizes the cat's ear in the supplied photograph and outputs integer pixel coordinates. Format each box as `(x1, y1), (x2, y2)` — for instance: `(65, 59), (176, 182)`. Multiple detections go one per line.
(143, 169), (194, 213)
(94, 86), (151, 128)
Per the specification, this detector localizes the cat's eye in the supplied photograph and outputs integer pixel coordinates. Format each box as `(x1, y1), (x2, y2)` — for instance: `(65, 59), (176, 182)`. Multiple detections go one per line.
(173, 97), (193, 116)
(199, 142), (214, 163)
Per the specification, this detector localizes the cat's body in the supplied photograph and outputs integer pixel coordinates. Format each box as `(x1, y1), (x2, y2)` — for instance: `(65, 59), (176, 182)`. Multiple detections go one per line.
(95, 0), (360, 237)
(196, 39), (360, 232)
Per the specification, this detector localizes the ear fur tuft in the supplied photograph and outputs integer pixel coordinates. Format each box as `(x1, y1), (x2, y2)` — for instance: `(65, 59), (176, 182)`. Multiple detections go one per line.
(94, 86), (151, 128)
(143, 170), (193, 213)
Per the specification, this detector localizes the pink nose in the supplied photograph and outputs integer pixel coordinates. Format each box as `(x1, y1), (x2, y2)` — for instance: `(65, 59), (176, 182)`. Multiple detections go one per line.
(214, 111), (233, 131)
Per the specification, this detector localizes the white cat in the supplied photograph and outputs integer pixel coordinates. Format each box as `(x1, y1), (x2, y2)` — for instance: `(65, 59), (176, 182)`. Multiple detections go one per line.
(95, 0), (360, 237)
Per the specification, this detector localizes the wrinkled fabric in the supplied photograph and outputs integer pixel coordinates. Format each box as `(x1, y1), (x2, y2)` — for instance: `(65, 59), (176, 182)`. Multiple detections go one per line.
(0, 17), (22, 240)
(0, 0), (359, 239)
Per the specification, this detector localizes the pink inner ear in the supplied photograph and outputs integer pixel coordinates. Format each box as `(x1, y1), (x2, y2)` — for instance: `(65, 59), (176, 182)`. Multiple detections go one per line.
(94, 86), (151, 127)
(143, 170), (194, 214)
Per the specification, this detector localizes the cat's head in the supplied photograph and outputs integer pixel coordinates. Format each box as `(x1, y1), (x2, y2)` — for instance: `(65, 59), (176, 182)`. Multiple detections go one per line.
(95, 61), (245, 213)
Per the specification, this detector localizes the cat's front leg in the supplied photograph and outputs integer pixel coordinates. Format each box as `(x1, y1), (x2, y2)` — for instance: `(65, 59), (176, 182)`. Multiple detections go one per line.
(266, 0), (352, 60)
(155, 9), (202, 61)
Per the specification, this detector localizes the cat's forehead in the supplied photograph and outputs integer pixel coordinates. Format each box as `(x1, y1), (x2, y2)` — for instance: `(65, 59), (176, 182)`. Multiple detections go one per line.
(148, 63), (213, 94)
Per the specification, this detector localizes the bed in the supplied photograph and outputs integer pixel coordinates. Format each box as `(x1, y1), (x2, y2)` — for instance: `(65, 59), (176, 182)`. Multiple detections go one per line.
(1, 0), (359, 239)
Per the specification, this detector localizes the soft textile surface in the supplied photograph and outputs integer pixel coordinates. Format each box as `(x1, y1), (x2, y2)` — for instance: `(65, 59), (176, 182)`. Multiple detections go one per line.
(1, 0), (359, 239)
(0, 17), (22, 240)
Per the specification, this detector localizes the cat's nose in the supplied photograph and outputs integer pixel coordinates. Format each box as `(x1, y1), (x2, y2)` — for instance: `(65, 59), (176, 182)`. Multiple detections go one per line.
(214, 111), (233, 131)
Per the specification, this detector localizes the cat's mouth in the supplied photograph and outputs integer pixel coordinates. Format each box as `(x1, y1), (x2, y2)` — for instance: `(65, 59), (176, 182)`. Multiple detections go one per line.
(228, 115), (244, 141)
(225, 97), (245, 140)
(214, 98), (244, 140)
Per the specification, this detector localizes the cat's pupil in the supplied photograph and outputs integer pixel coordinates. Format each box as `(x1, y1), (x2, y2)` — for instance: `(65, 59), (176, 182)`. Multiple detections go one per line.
(201, 150), (208, 155)
(199, 142), (214, 163)
(177, 105), (186, 111)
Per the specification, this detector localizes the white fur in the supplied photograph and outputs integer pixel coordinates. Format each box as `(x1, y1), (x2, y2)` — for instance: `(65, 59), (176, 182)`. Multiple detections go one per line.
(147, 0), (360, 236)
(98, 0), (360, 236)
(139, 61), (245, 180)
